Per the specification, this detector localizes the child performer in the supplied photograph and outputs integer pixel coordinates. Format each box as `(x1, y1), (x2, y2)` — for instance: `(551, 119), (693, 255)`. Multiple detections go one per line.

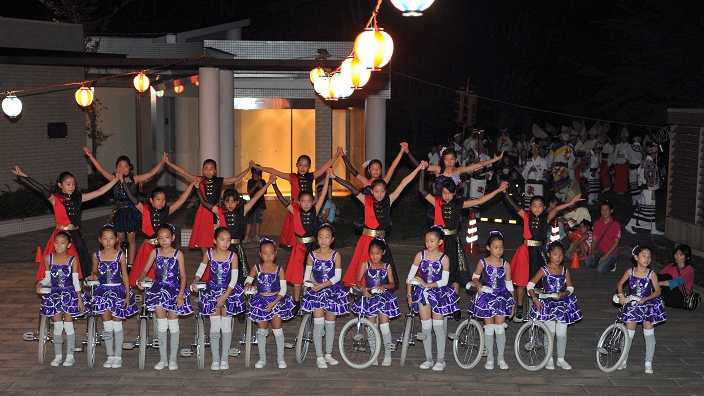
(82, 147), (167, 269)
(195, 175), (276, 285)
(245, 166), (268, 243)
(13, 166), (119, 279)
(253, 148), (342, 247)
(302, 223), (349, 368)
(406, 227), (460, 371)
(353, 239), (400, 366)
(126, 178), (200, 286)
(426, 148), (503, 197)
(565, 220), (592, 260)
(503, 191), (582, 322)
(244, 238), (296, 369)
(271, 169), (332, 313)
(420, 170), (508, 297)
(166, 158), (251, 254)
(616, 245), (666, 373)
(469, 231), (515, 370)
(36, 232), (88, 367)
(527, 241), (582, 370)
(136, 224), (193, 370)
(87, 225), (138, 369)
(191, 227), (246, 371)
(333, 162), (428, 287)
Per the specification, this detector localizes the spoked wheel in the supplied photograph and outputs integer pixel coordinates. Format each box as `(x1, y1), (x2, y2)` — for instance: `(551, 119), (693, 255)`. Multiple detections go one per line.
(338, 317), (381, 369)
(196, 315), (205, 370)
(453, 319), (484, 369)
(399, 315), (413, 367)
(596, 323), (631, 373)
(86, 316), (97, 368)
(295, 313), (313, 364)
(514, 321), (553, 371)
(38, 315), (50, 364)
(138, 317), (147, 370)
(244, 318), (252, 368)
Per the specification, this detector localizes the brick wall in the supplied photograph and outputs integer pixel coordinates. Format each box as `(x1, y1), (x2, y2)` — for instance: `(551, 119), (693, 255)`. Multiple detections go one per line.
(314, 95), (333, 169)
(0, 64), (88, 190)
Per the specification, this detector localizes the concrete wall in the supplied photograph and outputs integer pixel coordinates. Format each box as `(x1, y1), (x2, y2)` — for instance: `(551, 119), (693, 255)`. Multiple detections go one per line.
(0, 17), (83, 52)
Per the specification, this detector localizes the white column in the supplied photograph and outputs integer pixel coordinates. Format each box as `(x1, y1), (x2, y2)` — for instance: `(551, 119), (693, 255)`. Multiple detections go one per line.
(365, 98), (387, 166)
(198, 67), (220, 167)
(219, 69), (235, 178)
(174, 97), (191, 190)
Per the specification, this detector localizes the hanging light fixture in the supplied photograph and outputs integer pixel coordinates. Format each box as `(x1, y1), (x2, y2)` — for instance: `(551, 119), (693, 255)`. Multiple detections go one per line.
(174, 85), (184, 94)
(75, 87), (94, 107)
(313, 75), (329, 96)
(2, 94), (23, 118)
(330, 72), (354, 99)
(341, 57), (371, 89)
(354, 27), (394, 71)
(390, 0), (435, 16)
(309, 66), (325, 84)
(133, 72), (150, 93)
(155, 90), (165, 97)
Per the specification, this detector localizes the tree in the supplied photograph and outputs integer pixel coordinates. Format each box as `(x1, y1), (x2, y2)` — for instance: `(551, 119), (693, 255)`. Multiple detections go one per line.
(86, 98), (111, 158)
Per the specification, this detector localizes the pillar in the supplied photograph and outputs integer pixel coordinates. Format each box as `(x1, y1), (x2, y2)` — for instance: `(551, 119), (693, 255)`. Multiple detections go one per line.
(174, 97), (192, 190)
(219, 69), (235, 177)
(315, 95), (333, 169)
(198, 67), (220, 168)
(365, 98), (387, 167)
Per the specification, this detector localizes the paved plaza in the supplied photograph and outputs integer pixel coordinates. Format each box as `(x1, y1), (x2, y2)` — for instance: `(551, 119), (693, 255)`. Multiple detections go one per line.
(1, 202), (703, 395)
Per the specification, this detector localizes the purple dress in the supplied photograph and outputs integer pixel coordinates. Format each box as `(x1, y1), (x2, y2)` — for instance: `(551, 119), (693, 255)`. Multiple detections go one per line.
(528, 266), (582, 324)
(622, 269), (666, 324)
(40, 255), (89, 317)
(248, 265), (295, 322)
(301, 252), (349, 315)
(411, 252), (460, 315)
(199, 249), (245, 316)
(91, 251), (138, 319)
(470, 259), (515, 318)
(351, 262), (400, 318)
(145, 249), (193, 315)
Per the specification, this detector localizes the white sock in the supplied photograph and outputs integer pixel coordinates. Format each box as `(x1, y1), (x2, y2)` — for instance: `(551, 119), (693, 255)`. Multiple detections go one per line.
(432, 319), (446, 361)
(313, 317), (325, 357)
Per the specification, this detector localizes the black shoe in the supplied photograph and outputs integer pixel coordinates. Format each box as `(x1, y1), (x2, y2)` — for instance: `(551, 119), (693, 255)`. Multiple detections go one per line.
(513, 309), (524, 323)
(291, 301), (300, 317)
(237, 312), (246, 323)
(452, 310), (462, 321)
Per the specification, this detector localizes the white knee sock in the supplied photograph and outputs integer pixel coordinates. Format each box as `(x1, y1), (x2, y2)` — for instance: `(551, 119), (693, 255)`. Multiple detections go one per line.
(113, 322), (124, 358)
(625, 329), (636, 364)
(103, 320), (115, 356)
(167, 319), (179, 363)
(257, 328), (268, 362)
(324, 321), (336, 354)
(484, 324), (495, 362)
(209, 316), (222, 362)
(421, 320), (433, 360)
(64, 322), (75, 356)
(313, 317), (325, 357)
(644, 328), (656, 363)
(555, 323), (567, 359)
(53, 321), (64, 357)
(432, 319), (446, 361)
(156, 318), (168, 362)
(380, 323), (392, 358)
(495, 324), (507, 362)
(220, 317), (232, 363)
(273, 328), (285, 361)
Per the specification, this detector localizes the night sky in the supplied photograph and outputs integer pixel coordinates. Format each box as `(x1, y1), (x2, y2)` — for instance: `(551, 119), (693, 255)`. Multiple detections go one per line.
(2, 0), (703, 158)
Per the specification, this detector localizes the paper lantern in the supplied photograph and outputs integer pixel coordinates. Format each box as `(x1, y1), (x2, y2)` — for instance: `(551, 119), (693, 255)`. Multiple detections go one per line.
(2, 95), (22, 117)
(133, 73), (150, 93)
(309, 66), (325, 84)
(75, 87), (94, 107)
(390, 0), (435, 16)
(313, 75), (329, 96)
(174, 85), (184, 94)
(354, 28), (394, 71)
(330, 72), (354, 99)
(341, 57), (371, 89)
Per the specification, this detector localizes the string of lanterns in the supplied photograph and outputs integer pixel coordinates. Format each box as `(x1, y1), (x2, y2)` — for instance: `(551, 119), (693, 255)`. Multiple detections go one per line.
(311, 0), (433, 101)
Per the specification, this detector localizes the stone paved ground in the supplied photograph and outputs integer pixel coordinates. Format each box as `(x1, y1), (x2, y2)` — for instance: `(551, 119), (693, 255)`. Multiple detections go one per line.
(1, 202), (703, 395)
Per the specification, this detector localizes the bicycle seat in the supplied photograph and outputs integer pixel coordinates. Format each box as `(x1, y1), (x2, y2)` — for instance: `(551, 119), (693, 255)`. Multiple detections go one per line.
(465, 282), (476, 291)
(39, 286), (52, 295)
(480, 286), (494, 294)
(140, 278), (154, 289)
(538, 292), (559, 299)
(84, 279), (100, 288)
(612, 294), (640, 305)
(408, 279), (421, 286)
(244, 288), (256, 296)
(193, 282), (207, 291)
(303, 281), (315, 288)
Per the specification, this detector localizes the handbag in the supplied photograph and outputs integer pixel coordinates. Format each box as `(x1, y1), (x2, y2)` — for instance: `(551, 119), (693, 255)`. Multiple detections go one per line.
(676, 266), (700, 311)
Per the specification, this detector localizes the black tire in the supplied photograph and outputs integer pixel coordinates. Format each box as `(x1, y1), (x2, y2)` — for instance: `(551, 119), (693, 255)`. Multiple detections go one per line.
(244, 318), (252, 368)
(453, 319), (484, 369)
(196, 316), (205, 370)
(338, 317), (382, 369)
(295, 313), (313, 364)
(86, 316), (97, 368)
(399, 316), (412, 367)
(596, 323), (631, 373)
(514, 320), (553, 371)
(138, 318), (147, 370)
(38, 315), (50, 364)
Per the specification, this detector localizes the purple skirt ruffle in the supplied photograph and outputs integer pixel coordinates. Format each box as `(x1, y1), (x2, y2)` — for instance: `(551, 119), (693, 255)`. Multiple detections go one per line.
(621, 297), (666, 325)
(40, 287), (89, 318)
(91, 284), (138, 319)
(200, 283), (245, 316)
(412, 286), (460, 315)
(248, 293), (295, 322)
(145, 282), (193, 315)
(351, 290), (400, 318)
(529, 294), (583, 324)
(301, 284), (350, 315)
(470, 288), (515, 318)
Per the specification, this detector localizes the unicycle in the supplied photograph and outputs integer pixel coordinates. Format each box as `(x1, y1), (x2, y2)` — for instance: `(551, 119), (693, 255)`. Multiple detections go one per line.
(82, 279), (106, 368)
(241, 288), (257, 368)
(180, 281), (207, 369)
(23, 286), (53, 364)
(293, 281), (315, 364)
(133, 278), (161, 370)
(449, 283), (484, 369)
(514, 290), (555, 371)
(596, 294), (638, 372)
(338, 287), (381, 369)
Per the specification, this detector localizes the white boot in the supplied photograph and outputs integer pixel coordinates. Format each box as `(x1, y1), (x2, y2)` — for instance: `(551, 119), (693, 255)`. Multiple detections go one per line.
(624, 219), (637, 234)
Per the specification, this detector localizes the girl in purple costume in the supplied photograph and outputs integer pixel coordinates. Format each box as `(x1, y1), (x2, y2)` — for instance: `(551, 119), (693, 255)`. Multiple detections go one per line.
(406, 227), (460, 372)
(137, 224), (192, 371)
(615, 245), (666, 373)
(354, 239), (400, 366)
(527, 241), (582, 370)
(191, 227), (245, 371)
(87, 225), (138, 369)
(244, 239), (295, 369)
(469, 231), (515, 370)
(302, 224), (349, 368)
(37, 232), (88, 367)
